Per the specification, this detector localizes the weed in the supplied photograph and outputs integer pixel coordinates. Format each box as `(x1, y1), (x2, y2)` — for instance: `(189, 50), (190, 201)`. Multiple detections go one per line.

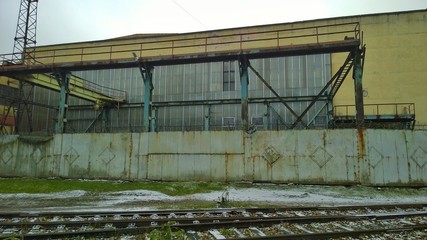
(147, 224), (188, 240)
(0, 178), (228, 196)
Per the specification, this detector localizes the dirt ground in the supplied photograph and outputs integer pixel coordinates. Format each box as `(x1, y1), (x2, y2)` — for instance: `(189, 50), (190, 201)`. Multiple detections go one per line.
(1, 184), (426, 212)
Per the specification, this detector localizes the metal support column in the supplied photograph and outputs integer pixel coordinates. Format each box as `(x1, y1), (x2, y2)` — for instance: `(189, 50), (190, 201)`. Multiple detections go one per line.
(353, 48), (364, 129)
(139, 65), (154, 132)
(239, 56), (250, 131)
(55, 72), (70, 133)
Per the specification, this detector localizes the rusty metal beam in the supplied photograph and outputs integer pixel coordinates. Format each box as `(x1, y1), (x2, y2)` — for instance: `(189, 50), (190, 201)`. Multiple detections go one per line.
(353, 47), (365, 129)
(0, 41), (360, 76)
(239, 56), (250, 131)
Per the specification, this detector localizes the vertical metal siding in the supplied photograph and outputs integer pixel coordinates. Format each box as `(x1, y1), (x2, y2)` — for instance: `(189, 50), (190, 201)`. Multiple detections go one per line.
(29, 54), (331, 133)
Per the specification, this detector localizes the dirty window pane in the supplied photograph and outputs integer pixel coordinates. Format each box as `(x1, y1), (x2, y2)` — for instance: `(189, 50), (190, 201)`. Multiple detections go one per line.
(223, 61), (235, 91)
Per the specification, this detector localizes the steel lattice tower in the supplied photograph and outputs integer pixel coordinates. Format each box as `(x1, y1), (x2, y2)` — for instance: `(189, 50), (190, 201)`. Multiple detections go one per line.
(12, 0), (38, 64)
(12, 0), (39, 134)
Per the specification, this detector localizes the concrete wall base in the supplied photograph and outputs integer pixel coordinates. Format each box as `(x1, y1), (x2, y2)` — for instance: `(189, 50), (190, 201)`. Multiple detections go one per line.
(0, 129), (425, 186)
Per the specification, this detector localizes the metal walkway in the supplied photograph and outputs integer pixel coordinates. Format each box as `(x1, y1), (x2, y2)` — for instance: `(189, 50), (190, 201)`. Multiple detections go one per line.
(0, 22), (361, 74)
(333, 103), (416, 129)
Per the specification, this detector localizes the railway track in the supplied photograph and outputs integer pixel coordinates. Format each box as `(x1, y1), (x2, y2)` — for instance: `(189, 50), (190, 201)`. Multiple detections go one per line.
(0, 204), (425, 239)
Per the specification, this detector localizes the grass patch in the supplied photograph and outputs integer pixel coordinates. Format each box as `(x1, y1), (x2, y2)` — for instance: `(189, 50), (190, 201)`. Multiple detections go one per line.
(1, 178), (424, 199)
(0, 178), (228, 196)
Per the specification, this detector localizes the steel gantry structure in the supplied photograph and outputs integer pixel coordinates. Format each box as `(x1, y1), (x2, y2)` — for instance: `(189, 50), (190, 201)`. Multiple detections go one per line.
(0, 21), (366, 133)
(0, 1), (365, 134)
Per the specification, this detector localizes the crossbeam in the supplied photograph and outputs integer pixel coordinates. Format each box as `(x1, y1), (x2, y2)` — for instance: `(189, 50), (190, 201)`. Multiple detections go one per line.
(10, 73), (127, 105)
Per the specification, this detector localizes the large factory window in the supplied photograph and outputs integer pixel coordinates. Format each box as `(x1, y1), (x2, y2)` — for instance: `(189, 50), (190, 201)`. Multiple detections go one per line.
(223, 61), (235, 91)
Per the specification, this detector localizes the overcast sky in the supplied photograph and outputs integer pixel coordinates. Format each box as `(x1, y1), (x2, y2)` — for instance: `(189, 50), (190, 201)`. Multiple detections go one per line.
(0, 0), (426, 53)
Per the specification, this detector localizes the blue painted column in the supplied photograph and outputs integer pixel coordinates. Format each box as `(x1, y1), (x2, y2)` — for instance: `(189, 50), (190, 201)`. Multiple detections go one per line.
(55, 72), (70, 133)
(353, 48), (364, 129)
(239, 57), (250, 131)
(142, 66), (154, 132)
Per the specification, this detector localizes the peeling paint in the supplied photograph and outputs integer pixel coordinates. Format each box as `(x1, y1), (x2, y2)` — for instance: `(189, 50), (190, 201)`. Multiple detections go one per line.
(0, 130), (426, 186)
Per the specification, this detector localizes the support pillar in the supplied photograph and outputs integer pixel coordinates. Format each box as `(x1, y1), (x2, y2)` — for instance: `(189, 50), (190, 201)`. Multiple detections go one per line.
(138, 65), (154, 132)
(239, 56), (250, 131)
(55, 72), (70, 133)
(353, 48), (364, 129)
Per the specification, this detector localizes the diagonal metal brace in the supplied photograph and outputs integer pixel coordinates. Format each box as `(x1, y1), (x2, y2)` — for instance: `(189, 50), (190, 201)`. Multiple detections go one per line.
(248, 64), (308, 128)
(84, 109), (105, 133)
(290, 52), (354, 129)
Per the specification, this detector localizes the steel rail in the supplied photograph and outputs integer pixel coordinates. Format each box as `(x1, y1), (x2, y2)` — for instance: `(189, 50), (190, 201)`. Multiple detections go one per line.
(1, 209), (426, 239)
(226, 224), (427, 239)
(1, 211), (426, 229)
(11, 223), (427, 240)
(0, 203), (425, 218)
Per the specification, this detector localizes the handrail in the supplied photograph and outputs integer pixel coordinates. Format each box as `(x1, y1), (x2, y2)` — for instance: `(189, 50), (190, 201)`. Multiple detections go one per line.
(0, 22), (360, 67)
(71, 75), (127, 101)
(334, 103), (416, 117)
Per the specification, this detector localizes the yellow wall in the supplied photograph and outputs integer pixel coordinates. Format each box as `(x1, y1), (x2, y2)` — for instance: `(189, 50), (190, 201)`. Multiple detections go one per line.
(331, 10), (427, 125)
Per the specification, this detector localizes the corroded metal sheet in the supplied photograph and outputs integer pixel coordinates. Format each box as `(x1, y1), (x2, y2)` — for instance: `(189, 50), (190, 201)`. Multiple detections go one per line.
(0, 130), (425, 186)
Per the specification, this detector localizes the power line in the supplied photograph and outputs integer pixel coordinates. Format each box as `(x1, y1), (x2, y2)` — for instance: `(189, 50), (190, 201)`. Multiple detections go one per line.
(170, 0), (208, 30)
